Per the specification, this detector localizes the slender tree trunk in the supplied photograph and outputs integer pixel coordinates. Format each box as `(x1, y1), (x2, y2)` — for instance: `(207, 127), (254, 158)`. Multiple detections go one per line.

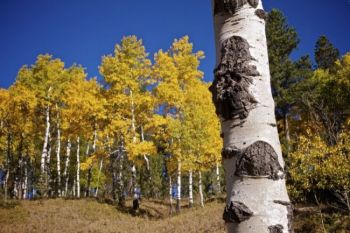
(73, 179), (76, 198)
(284, 113), (291, 154)
(169, 176), (174, 214)
(87, 129), (97, 197)
(117, 139), (125, 207)
(41, 106), (50, 176)
(46, 134), (52, 196)
(189, 170), (193, 208)
(23, 160), (28, 199)
(210, 1), (293, 232)
(216, 162), (221, 194)
(129, 90), (140, 210)
(198, 171), (204, 207)
(176, 161), (181, 212)
(56, 109), (62, 197)
(76, 137), (80, 198)
(140, 126), (150, 171)
(131, 164), (139, 210)
(63, 138), (71, 197)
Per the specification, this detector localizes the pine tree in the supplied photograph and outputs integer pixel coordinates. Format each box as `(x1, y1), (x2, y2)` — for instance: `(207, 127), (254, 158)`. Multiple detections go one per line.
(315, 35), (340, 70)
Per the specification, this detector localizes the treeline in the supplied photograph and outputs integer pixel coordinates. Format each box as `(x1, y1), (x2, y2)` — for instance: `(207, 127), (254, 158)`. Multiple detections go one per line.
(266, 9), (350, 219)
(0, 36), (222, 212)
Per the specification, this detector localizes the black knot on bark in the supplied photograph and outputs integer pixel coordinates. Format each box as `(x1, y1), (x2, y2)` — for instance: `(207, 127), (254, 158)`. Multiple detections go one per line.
(255, 9), (268, 21)
(222, 146), (241, 159)
(235, 141), (285, 180)
(214, 0), (259, 15)
(209, 36), (259, 120)
(268, 224), (284, 233)
(248, 0), (259, 8)
(223, 201), (253, 223)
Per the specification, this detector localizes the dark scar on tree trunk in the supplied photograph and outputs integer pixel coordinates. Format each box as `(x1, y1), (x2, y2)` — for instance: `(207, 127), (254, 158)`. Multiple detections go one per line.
(209, 36), (259, 120)
(222, 145), (241, 159)
(255, 9), (267, 21)
(274, 200), (294, 233)
(233, 141), (285, 180)
(223, 201), (253, 223)
(214, 0), (259, 16)
(268, 225), (284, 233)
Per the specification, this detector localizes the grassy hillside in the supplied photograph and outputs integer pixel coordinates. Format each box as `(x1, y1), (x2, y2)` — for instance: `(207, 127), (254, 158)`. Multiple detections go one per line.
(0, 199), (349, 233)
(0, 199), (226, 233)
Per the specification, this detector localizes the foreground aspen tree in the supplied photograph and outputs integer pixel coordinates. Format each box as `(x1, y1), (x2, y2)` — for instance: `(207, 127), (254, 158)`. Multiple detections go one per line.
(210, 1), (293, 232)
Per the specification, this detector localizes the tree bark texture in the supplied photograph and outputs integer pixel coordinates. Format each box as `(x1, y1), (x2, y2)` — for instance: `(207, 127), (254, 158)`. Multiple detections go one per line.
(176, 161), (181, 212)
(198, 171), (204, 207)
(40, 106), (50, 177)
(56, 122), (62, 197)
(63, 139), (71, 197)
(189, 170), (193, 207)
(76, 137), (80, 198)
(210, 1), (293, 232)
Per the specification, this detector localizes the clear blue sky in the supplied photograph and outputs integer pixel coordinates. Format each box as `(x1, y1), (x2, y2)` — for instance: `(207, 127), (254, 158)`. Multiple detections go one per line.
(0, 0), (349, 88)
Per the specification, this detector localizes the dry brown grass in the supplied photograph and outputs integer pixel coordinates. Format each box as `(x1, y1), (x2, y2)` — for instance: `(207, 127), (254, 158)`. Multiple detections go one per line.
(0, 198), (226, 233)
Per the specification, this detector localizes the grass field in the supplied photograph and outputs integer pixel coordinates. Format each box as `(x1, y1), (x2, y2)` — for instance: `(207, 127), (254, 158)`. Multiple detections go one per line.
(0, 198), (349, 233)
(0, 198), (226, 233)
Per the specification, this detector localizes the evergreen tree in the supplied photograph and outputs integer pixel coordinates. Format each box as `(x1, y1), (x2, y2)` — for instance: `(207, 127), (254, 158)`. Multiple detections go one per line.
(315, 35), (340, 70)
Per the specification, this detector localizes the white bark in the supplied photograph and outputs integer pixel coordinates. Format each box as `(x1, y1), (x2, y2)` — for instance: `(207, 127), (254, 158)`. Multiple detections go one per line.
(76, 137), (80, 198)
(131, 165), (137, 199)
(73, 179), (76, 197)
(130, 89), (136, 144)
(198, 171), (204, 207)
(169, 176), (174, 213)
(141, 125), (150, 170)
(56, 109), (62, 197)
(176, 161), (181, 212)
(213, 1), (292, 232)
(189, 170), (193, 207)
(40, 106), (50, 176)
(23, 163), (28, 199)
(216, 162), (221, 193)
(63, 138), (71, 197)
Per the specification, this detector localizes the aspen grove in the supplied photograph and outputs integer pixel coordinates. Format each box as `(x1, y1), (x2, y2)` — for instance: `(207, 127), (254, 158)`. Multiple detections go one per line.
(0, 36), (222, 209)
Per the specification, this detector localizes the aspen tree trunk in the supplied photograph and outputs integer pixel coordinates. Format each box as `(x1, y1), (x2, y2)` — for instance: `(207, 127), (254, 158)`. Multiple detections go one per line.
(198, 171), (204, 207)
(76, 137), (80, 198)
(40, 106), (50, 177)
(56, 108), (62, 197)
(63, 139), (71, 197)
(87, 129), (97, 197)
(130, 89), (139, 209)
(216, 162), (221, 193)
(210, 1), (293, 232)
(46, 134), (52, 196)
(176, 161), (181, 212)
(140, 126), (150, 171)
(189, 170), (194, 207)
(117, 138), (126, 207)
(73, 179), (76, 197)
(23, 161), (28, 199)
(169, 176), (174, 214)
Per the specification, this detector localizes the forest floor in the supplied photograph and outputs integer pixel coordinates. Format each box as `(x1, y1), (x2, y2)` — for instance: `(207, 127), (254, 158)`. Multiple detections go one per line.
(0, 198), (349, 233)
